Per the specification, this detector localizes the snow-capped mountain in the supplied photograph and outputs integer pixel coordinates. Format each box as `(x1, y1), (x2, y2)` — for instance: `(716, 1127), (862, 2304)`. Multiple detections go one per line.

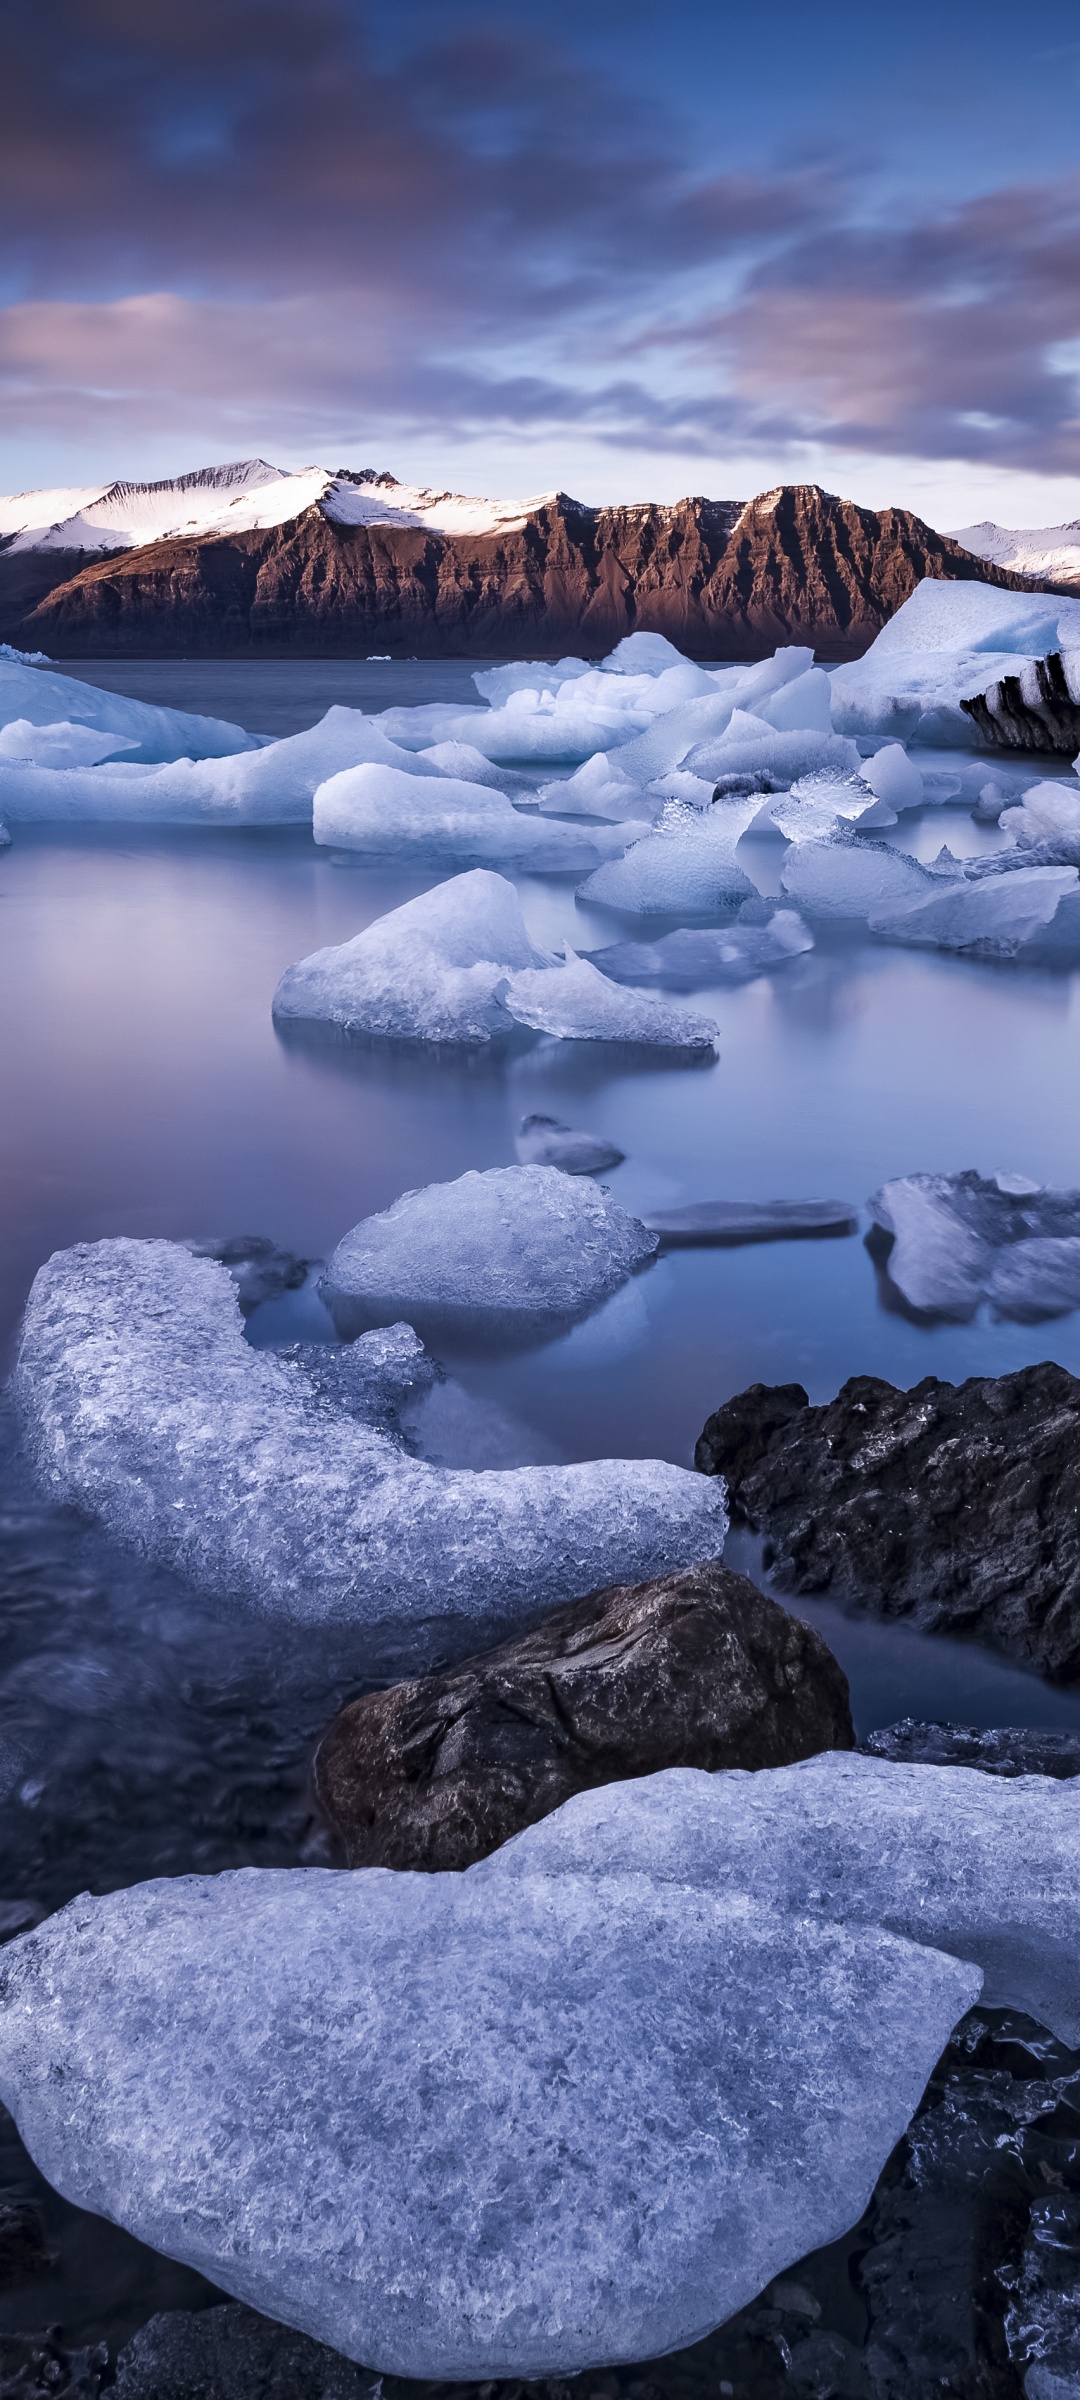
(0, 460), (553, 555)
(950, 519), (1080, 586)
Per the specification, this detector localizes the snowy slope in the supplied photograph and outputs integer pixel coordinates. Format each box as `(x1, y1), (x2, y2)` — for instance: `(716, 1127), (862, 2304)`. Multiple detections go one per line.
(950, 519), (1080, 585)
(0, 461), (555, 556)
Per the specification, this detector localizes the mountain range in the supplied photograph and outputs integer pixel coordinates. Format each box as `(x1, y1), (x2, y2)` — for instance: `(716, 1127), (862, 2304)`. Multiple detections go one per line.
(0, 459), (1050, 660)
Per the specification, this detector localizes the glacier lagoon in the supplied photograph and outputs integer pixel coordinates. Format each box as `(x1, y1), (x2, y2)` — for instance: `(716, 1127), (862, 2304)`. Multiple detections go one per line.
(5, 654), (1080, 2371)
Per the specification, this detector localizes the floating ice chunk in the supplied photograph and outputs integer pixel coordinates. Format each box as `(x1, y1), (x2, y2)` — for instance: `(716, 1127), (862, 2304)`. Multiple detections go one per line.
(272, 871), (551, 1047)
(578, 818), (757, 917)
(1000, 780), (1080, 850)
(606, 694), (748, 786)
(585, 910), (813, 988)
(503, 949), (719, 1050)
(645, 769), (718, 809)
(13, 1239), (726, 1646)
(536, 753), (655, 821)
(312, 765), (634, 869)
(683, 721), (861, 789)
(0, 708), (445, 825)
(488, 1748), (1080, 2046)
(600, 630), (694, 673)
(780, 830), (947, 920)
(858, 742), (924, 810)
(473, 658), (591, 704)
(757, 668), (834, 734)
(645, 1199), (857, 1245)
(829, 586), (1080, 747)
(870, 582), (1080, 659)
(416, 741), (533, 792)
(0, 1861), (975, 2380)
(323, 1164), (658, 1346)
(869, 865), (1079, 956)
(0, 656), (259, 763)
(417, 687), (644, 766)
(868, 1170), (1080, 1320)
(0, 718), (139, 767)
(763, 776), (896, 841)
(0, 641), (51, 665)
(515, 1114), (626, 1174)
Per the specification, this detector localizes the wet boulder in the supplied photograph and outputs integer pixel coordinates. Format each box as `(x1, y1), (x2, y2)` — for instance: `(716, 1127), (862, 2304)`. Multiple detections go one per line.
(315, 1559), (855, 1872)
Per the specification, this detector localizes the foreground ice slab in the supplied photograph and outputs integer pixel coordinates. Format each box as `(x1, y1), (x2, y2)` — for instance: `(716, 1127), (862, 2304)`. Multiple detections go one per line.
(779, 830), (950, 920)
(0, 707), (450, 826)
(0, 656), (259, 764)
(0, 1861), (977, 2378)
(503, 950), (719, 1050)
(869, 864), (1080, 957)
(12, 1239), (726, 1648)
(322, 1165), (657, 1345)
(313, 763), (633, 868)
(869, 1170), (1080, 1320)
(272, 871), (550, 1047)
(490, 1749), (1080, 2046)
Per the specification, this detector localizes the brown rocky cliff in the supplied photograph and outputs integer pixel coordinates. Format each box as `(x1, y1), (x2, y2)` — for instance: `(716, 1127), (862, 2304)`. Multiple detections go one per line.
(6, 482), (1041, 660)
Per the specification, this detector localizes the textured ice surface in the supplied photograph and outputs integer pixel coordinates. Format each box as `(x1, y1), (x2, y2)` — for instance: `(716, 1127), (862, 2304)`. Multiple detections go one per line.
(12, 1238), (727, 1647)
(830, 587), (1080, 746)
(312, 764), (632, 867)
(272, 871), (550, 1047)
(489, 1749), (1080, 2045)
(779, 829), (948, 920)
(600, 630), (696, 673)
(869, 864), (1079, 956)
(858, 741), (925, 809)
(868, 582), (1080, 658)
(683, 720), (860, 787)
(869, 1170), (1080, 1320)
(0, 1863), (978, 2378)
(762, 775), (896, 841)
(585, 910), (813, 987)
(0, 717), (139, 766)
(578, 819), (757, 916)
(503, 949), (719, 1049)
(536, 752), (655, 820)
(0, 708), (438, 824)
(514, 1114), (626, 1174)
(0, 656), (259, 764)
(322, 1164), (658, 1345)
(1001, 779), (1080, 850)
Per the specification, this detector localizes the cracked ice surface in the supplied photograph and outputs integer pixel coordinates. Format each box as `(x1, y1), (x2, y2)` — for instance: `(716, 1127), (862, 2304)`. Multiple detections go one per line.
(11, 1238), (726, 1653)
(0, 1863), (977, 2378)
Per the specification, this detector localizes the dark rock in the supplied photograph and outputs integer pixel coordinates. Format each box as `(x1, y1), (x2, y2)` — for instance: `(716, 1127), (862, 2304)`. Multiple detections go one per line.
(315, 1558), (854, 1871)
(645, 1201), (857, 1247)
(0, 2332), (107, 2400)
(0, 2199), (49, 2284)
(862, 1720), (1080, 1778)
(113, 2304), (378, 2400)
(695, 1363), (1080, 1679)
(961, 651), (1080, 752)
(11, 486), (1042, 663)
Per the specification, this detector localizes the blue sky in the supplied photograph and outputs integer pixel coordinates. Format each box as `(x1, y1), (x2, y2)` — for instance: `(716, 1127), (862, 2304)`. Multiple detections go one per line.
(3, 0), (1080, 526)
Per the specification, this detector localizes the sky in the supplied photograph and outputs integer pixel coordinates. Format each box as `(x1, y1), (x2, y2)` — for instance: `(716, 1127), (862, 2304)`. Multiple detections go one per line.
(3, 0), (1080, 528)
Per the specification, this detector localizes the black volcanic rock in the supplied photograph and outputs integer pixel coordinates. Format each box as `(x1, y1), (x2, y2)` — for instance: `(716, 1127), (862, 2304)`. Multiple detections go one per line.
(315, 1557), (854, 1872)
(9, 483), (1043, 660)
(962, 650), (1080, 752)
(862, 1719), (1080, 1777)
(696, 1363), (1080, 1679)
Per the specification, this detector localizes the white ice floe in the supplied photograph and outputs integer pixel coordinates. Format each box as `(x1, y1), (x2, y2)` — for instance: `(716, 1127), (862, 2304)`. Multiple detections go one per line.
(1000, 779), (1080, 850)
(869, 1170), (1080, 1320)
(585, 910), (813, 988)
(0, 718), (140, 767)
(681, 715), (861, 789)
(536, 752), (656, 821)
(755, 665), (834, 733)
(514, 1114), (626, 1175)
(272, 871), (551, 1047)
(0, 1858), (975, 2380)
(779, 829), (947, 920)
(322, 1164), (658, 1345)
(0, 657), (259, 764)
(13, 1238), (726, 1646)
(869, 865), (1080, 958)
(830, 579), (1080, 746)
(0, 707), (438, 825)
(578, 816), (757, 917)
(761, 775), (897, 842)
(857, 741), (925, 810)
(415, 740), (532, 792)
(489, 1750), (1080, 2047)
(312, 763), (635, 868)
(502, 949), (720, 1049)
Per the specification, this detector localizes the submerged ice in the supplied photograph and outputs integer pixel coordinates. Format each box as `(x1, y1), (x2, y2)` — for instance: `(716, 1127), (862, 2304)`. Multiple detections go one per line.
(869, 1169), (1080, 1320)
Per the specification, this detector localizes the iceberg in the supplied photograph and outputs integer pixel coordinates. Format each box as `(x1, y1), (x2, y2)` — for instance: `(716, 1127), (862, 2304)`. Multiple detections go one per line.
(0, 717), (139, 766)
(416, 740), (534, 791)
(1000, 779), (1080, 851)
(13, 1238), (728, 1647)
(502, 949), (720, 1050)
(682, 716), (861, 789)
(584, 910), (813, 988)
(578, 818), (757, 917)
(0, 707), (445, 825)
(762, 775), (897, 841)
(868, 864), (1079, 957)
(514, 1113), (626, 1174)
(488, 1748), (1080, 2046)
(0, 1860), (975, 2380)
(755, 666), (834, 733)
(779, 829), (947, 920)
(535, 753), (656, 821)
(312, 764), (634, 868)
(829, 579), (1080, 747)
(0, 655), (259, 764)
(322, 1164), (658, 1345)
(858, 741), (925, 811)
(869, 1170), (1080, 1320)
(272, 871), (550, 1048)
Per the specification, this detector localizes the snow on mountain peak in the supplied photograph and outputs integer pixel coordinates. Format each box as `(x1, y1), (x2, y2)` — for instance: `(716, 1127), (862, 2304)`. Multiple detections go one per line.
(951, 518), (1080, 585)
(0, 461), (558, 556)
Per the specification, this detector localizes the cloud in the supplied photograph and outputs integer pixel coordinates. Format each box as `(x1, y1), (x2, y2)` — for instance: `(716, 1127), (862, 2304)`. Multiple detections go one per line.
(3, 1), (1080, 486)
